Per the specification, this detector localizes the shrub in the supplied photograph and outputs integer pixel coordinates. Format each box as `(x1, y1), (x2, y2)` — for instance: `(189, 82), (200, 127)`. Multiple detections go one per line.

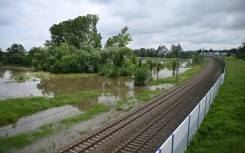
(134, 65), (151, 86)
(192, 54), (204, 65)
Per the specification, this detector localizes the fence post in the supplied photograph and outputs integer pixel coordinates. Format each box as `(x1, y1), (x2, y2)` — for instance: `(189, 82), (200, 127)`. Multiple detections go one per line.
(171, 134), (174, 153)
(187, 115), (191, 146)
(204, 95), (207, 114)
(197, 103), (200, 128)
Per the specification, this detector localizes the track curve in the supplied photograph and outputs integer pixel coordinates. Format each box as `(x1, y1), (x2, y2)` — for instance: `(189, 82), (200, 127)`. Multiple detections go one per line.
(57, 56), (224, 153)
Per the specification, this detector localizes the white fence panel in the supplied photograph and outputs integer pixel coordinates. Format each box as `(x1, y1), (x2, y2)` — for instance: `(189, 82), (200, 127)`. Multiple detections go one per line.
(156, 135), (173, 153)
(188, 105), (199, 142)
(205, 95), (210, 114)
(155, 59), (225, 153)
(198, 96), (206, 126)
(206, 90), (211, 107)
(173, 117), (189, 153)
(210, 87), (215, 104)
(215, 81), (218, 96)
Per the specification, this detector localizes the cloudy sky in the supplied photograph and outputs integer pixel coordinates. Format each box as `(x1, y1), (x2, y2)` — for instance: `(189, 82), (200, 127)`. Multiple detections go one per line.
(0, 0), (245, 51)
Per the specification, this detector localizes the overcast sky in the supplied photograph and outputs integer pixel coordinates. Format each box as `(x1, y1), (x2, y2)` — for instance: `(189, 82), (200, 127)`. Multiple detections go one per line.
(0, 0), (245, 51)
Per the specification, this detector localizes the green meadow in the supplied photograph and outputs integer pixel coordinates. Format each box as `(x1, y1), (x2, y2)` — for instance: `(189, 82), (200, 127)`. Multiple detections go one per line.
(186, 57), (245, 153)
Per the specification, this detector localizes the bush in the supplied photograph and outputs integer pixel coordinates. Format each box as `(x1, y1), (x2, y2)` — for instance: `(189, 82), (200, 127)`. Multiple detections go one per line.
(134, 65), (151, 86)
(108, 67), (119, 78)
(192, 54), (204, 65)
(119, 66), (132, 76)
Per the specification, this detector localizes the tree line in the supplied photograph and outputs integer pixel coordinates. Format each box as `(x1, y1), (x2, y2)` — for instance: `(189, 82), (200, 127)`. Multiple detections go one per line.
(0, 14), (209, 86)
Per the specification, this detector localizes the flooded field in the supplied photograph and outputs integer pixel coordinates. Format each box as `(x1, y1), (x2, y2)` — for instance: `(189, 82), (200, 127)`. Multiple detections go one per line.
(0, 59), (191, 153)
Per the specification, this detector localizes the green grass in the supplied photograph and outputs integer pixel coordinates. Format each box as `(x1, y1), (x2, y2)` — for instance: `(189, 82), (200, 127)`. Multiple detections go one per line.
(61, 104), (109, 125)
(0, 103), (109, 153)
(0, 91), (101, 126)
(2, 65), (34, 71)
(31, 71), (97, 79)
(79, 130), (88, 135)
(0, 124), (55, 153)
(185, 57), (245, 153)
(116, 61), (207, 111)
(150, 60), (208, 86)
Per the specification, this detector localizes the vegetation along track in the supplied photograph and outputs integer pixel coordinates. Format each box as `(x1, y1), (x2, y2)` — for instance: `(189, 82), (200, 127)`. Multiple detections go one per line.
(58, 57), (224, 153)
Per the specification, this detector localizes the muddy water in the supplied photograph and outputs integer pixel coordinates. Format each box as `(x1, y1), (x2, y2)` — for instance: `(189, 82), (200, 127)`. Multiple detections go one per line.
(0, 58), (191, 100)
(0, 105), (80, 137)
(0, 61), (188, 137)
(0, 59), (191, 152)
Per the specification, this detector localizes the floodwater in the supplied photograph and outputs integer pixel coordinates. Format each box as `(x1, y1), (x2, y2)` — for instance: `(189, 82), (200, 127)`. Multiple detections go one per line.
(0, 59), (191, 152)
(0, 105), (80, 137)
(0, 58), (190, 101)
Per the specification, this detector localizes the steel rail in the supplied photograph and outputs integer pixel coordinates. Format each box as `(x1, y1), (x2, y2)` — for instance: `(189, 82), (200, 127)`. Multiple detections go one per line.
(58, 57), (220, 153)
(113, 58), (220, 153)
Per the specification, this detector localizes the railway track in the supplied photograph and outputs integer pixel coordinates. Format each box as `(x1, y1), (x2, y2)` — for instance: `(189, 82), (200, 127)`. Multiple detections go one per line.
(58, 57), (224, 153)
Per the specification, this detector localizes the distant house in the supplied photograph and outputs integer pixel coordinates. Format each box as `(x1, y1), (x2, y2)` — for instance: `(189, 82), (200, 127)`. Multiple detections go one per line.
(158, 44), (169, 55)
(171, 44), (181, 51)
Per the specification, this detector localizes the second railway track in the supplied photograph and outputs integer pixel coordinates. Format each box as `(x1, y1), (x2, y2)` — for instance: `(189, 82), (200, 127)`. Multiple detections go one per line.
(58, 57), (224, 153)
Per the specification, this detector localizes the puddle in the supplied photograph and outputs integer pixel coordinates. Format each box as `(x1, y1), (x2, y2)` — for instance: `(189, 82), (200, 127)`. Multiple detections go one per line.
(0, 59), (191, 143)
(98, 93), (120, 105)
(0, 105), (80, 137)
(148, 83), (175, 91)
(11, 110), (122, 153)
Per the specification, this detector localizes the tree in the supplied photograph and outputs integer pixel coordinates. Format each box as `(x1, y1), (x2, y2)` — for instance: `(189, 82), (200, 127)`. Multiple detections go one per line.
(156, 61), (162, 79)
(6, 43), (26, 64)
(192, 54), (205, 65)
(134, 65), (151, 86)
(105, 26), (132, 48)
(146, 59), (154, 73)
(0, 48), (3, 63)
(49, 14), (102, 49)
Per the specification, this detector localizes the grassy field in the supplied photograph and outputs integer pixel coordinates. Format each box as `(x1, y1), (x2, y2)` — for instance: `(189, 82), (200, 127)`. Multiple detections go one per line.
(0, 103), (109, 153)
(0, 91), (101, 126)
(0, 58), (208, 152)
(116, 61), (207, 111)
(150, 61), (207, 86)
(185, 57), (245, 153)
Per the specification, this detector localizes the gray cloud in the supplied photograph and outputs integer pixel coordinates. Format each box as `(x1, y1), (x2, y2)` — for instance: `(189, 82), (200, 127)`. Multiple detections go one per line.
(0, 0), (244, 51)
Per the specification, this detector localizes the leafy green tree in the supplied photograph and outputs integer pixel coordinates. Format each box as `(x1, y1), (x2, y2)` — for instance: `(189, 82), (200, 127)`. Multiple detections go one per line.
(6, 44), (26, 64)
(0, 48), (3, 63)
(49, 14), (102, 49)
(156, 61), (163, 79)
(134, 65), (151, 86)
(146, 59), (154, 73)
(192, 54), (205, 65)
(236, 42), (245, 59)
(32, 47), (49, 70)
(105, 26), (132, 48)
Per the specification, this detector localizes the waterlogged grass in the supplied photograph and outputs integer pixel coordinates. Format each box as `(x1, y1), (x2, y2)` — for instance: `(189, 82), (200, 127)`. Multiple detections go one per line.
(0, 124), (55, 153)
(116, 61), (207, 112)
(0, 91), (101, 126)
(0, 103), (109, 153)
(2, 65), (34, 71)
(0, 133), (31, 152)
(185, 57), (245, 153)
(150, 60), (208, 86)
(79, 130), (88, 135)
(61, 104), (109, 125)
(116, 89), (164, 111)
(31, 71), (97, 79)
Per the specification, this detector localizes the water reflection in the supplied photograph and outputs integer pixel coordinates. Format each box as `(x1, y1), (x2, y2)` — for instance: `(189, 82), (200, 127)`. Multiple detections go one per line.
(0, 59), (191, 100)
(0, 59), (191, 136)
(0, 105), (80, 137)
(36, 76), (143, 98)
(147, 83), (175, 91)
